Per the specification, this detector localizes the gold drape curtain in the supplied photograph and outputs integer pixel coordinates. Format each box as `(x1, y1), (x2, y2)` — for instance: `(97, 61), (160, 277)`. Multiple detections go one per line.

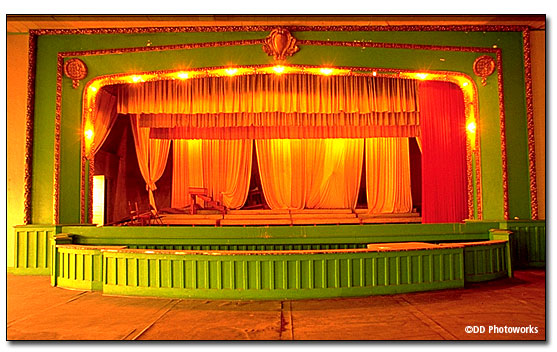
(86, 88), (118, 158)
(255, 139), (364, 209)
(116, 74), (420, 139)
(130, 115), (171, 210)
(365, 138), (412, 213)
(171, 139), (252, 209)
(117, 75), (419, 115)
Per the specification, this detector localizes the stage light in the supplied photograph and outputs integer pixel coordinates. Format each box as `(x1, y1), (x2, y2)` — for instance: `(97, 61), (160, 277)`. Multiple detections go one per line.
(319, 68), (334, 75)
(467, 121), (477, 134)
(225, 68), (238, 76)
(176, 72), (189, 79)
(372, 71), (377, 76)
(84, 128), (94, 140)
(415, 73), (429, 80)
(272, 66), (285, 74)
(131, 75), (143, 83)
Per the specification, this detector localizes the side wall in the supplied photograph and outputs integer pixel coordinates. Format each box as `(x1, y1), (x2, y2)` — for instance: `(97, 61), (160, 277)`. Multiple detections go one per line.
(7, 34), (30, 268)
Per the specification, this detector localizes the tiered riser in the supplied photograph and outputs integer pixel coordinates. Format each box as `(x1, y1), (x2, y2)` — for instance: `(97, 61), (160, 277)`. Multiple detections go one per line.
(158, 209), (421, 226)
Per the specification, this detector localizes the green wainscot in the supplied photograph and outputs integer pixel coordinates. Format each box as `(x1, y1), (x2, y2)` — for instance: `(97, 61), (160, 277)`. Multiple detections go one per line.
(8, 225), (62, 275)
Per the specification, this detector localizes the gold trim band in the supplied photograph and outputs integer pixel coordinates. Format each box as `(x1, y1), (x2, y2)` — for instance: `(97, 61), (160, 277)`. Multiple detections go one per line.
(522, 29), (538, 220)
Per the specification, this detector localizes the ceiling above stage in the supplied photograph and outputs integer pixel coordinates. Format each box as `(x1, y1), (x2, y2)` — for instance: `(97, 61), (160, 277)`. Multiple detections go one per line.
(6, 15), (546, 33)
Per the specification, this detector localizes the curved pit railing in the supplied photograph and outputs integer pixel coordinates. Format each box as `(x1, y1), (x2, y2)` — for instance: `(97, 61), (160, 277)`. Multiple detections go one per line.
(51, 238), (511, 300)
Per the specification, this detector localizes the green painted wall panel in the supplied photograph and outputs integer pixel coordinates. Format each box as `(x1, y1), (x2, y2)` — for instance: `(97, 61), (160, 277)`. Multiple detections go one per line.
(499, 220), (545, 267)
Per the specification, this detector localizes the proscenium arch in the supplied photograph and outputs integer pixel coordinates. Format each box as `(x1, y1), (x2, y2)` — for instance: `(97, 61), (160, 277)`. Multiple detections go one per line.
(79, 64), (481, 223)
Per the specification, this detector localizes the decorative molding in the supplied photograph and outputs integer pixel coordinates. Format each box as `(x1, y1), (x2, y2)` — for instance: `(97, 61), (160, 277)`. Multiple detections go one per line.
(63, 58), (88, 88)
(53, 55), (64, 224)
(23, 33), (38, 225)
(78, 63), (482, 222)
(496, 50), (510, 220)
(473, 55), (496, 86)
(522, 28), (538, 220)
(297, 39), (500, 54)
(29, 24), (530, 37)
(262, 28), (299, 60)
(466, 137), (474, 219)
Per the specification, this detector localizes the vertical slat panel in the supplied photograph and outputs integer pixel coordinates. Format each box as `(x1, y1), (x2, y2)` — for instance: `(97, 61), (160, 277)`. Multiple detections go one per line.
(384, 257), (389, 286)
(295, 260), (301, 289)
(230, 261), (235, 289)
(205, 260), (210, 289)
(359, 258), (365, 287)
(192, 260), (197, 289)
(309, 259), (314, 289)
(407, 256), (412, 284)
(282, 261), (287, 289)
(334, 259), (340, 288)
(395, 256), (400, 285)
(217, 260), (222, 289)
(23, 231), (29, 268)
(269, 261), (274, 290)
(372, 257), (377, 286)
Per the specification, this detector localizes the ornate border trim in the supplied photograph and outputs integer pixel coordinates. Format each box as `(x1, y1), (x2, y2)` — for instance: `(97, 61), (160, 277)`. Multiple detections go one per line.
(23, 34), (38, 224)
(522, 28), (538, 220)
(495, 50), (510, 220)
(53, 56), (64, 224)
(78, 64), (481, 222)
(30, 24), (529, 36)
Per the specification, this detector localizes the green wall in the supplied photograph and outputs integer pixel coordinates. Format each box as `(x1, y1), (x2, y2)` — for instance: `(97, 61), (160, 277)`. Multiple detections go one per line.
(29, 28), (532, 225)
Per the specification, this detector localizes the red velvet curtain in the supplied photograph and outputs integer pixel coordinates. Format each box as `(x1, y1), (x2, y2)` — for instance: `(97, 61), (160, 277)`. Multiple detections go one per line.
(418, 81), (468, 223)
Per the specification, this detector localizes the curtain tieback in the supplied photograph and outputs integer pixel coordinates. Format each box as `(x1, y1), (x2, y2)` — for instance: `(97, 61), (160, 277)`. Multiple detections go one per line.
(146, 182), (157, 192)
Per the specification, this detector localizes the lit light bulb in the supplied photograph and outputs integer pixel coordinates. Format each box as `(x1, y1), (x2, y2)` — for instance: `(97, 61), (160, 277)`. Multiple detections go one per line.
(131, 75), (142, 83)
(89, 86), (97, 92)
(415, 73), (429, 80)
(319, 68), (333, 75)
(467, 121), (477, 134)
(85, 129), (94, 140)
(272, 66), (285, 74)
(176, 72), (189, 79)
(372, 71), (377, 76)
(225, 68), (238, 76)
(462, 82), (469, 87)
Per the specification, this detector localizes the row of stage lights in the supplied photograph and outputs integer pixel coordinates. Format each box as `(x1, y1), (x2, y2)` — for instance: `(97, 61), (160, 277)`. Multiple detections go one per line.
(86, 65), (474, 95)
(84, 66), (477, 145)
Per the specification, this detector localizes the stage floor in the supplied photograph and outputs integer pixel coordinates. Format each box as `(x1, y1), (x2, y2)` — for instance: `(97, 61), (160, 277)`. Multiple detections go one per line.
(154, 208), (422, 226)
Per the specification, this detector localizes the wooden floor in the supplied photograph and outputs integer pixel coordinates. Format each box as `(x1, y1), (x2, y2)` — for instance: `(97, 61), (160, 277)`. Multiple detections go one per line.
(156, 208), (421, 226)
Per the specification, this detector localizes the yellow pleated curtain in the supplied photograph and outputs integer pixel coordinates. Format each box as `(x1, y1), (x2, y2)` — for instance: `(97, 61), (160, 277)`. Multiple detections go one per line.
(129, 115), (171, 211)
(85, 88), (118, 158)
(255, 139), (364, 209)
(365, 138), (413, 213)
(171, 139), (252, 209)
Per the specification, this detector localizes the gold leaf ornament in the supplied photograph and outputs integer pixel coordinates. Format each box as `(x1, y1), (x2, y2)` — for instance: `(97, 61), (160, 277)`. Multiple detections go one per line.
(262, 28), (299, 61)
(64, 58), (88, 89)
(473, 55), (496, 86)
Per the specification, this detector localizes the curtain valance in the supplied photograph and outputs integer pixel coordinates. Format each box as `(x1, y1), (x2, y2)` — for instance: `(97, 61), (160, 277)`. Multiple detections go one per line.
(138, 111), (419, 128)
(116, 74), (419, 115)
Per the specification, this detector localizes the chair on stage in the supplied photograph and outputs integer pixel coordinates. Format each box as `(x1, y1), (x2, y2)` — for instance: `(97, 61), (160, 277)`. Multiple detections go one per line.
(127, 201), (164, 226)
(187, 187), (227, 215)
